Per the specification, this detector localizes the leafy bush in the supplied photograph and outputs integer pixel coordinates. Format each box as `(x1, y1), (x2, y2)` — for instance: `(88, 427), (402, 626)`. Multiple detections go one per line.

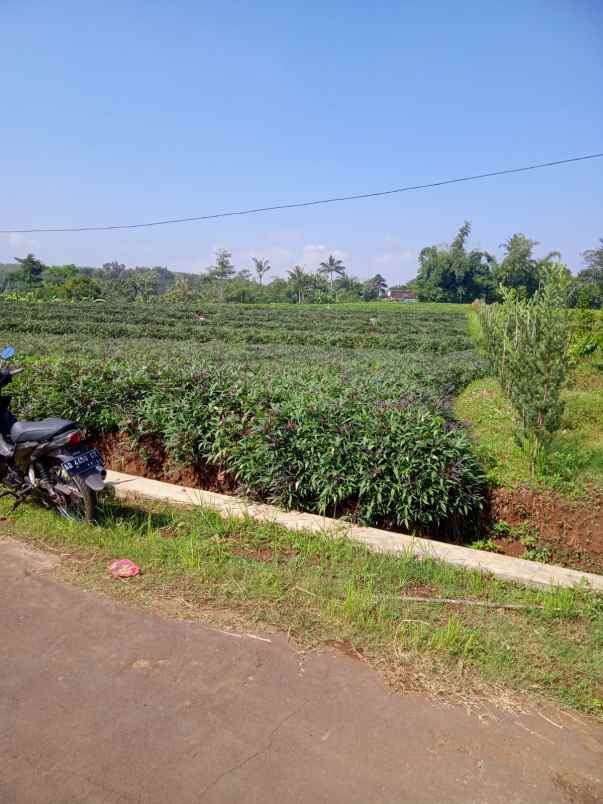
(479, 265), (572, 472)
(570, 302), (602, 360)
(9, 355), (486, 533)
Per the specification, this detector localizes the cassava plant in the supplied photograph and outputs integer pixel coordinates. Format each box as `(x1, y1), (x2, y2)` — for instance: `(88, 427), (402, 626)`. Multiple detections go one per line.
(480, 264), (572, 473)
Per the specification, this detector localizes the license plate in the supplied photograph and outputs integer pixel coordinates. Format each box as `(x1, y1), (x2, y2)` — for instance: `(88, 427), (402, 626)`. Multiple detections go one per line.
(63, 449), (103, 477)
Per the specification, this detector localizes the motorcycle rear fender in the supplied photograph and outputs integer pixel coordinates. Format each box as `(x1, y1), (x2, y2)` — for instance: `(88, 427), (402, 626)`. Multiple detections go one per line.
(30, 430), (79, 456)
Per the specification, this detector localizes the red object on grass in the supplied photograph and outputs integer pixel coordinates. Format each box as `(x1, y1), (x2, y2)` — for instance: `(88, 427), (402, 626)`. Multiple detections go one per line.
(108, 559), (141, 578)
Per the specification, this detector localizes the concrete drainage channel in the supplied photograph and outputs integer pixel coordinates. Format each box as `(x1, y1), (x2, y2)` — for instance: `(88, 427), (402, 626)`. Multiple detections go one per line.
(106, 470), (603, 592)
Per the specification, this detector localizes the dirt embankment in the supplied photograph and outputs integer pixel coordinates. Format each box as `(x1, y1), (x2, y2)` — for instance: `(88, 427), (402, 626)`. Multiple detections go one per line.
(94, 432), (603, 575)
(94, 432), (236, 494)
(487, 487), (603, 574)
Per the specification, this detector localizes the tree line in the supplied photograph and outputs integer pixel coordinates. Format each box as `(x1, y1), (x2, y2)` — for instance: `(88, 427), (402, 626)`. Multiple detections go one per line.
(0, 253), (389, 305)
(1, 224), (601, 306)
(414, 223), (602, 308)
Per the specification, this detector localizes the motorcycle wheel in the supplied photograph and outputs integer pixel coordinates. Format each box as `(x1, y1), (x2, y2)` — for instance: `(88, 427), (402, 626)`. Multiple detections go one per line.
(42, 461), (97, 523)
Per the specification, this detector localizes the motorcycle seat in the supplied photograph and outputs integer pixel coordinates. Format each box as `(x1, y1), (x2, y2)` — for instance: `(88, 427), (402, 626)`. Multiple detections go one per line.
(10, 418), (76, 444)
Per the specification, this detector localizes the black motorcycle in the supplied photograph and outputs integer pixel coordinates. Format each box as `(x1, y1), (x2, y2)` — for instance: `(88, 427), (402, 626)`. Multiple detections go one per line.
(0, 346), (105, 522)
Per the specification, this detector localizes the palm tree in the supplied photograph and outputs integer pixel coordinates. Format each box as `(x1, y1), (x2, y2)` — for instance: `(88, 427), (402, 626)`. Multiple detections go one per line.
(252, 258), (271, 285)
(318, 255), (346, 297)
(367, 273), (388, 298)
(287, 265), (309, 304)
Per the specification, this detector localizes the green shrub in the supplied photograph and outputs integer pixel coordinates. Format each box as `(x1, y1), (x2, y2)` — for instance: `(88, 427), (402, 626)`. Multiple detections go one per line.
(479, 265), (572, 473)
(11, 357), (486, 533)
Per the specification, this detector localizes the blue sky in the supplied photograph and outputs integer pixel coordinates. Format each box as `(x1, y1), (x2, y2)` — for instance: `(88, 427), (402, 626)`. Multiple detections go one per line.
(1, 0), (601, 283)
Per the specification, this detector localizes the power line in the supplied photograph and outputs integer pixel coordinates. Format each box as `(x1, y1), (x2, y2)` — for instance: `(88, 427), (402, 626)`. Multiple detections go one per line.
(1, 152), (602, 234)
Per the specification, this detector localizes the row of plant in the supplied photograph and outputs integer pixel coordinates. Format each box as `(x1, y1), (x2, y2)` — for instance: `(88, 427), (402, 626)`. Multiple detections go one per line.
(0, 300), (474, 352)
(6, 337), (485, 398)
(1, 302), (488, 534)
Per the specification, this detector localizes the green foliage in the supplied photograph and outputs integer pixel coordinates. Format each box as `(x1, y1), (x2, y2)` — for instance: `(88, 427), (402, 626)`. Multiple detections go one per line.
(163, 276), (194, 303)
(479, 266), (572, 473)
(0, 299), (479, 351)
(415, 221), (497, 303)
(13, 253), (47, 287)
(1, 301), (488, 534)
(493, 234), (559, 299)
(0, 251), (393, 306)
(318, 254), (346, 287)
(572, 238), (603, 309)
(363, 273), (388, 300)
(208, 249), (236, 300)
(469, 537), (501, 553)
(455, 366), (603, 495)
(13, 357), (486, 532)
(287, 265), (310, 304)
(252, 257), (271, 285)
(569, 293), (602, 360)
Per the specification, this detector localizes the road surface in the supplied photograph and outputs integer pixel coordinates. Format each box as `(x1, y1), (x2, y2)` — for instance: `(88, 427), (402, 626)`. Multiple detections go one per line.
(1, 538), (601, 803)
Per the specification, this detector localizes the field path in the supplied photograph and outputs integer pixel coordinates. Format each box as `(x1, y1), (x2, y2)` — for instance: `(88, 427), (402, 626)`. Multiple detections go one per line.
(1, 538), (601, 804)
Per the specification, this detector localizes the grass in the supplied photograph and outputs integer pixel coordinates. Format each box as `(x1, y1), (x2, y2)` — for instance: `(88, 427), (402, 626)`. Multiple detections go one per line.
(2, 496), (602, 717)
(454, 362), (603, 493)
(465, 305), (484, 350)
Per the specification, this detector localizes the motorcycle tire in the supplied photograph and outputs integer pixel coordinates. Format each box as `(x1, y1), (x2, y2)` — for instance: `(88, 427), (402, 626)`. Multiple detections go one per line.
(42, 460), (98, 523)
(59, 475), (97, 524)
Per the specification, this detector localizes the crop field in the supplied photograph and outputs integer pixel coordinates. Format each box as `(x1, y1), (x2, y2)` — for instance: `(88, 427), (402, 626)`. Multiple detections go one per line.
(1, 300), (489, 534)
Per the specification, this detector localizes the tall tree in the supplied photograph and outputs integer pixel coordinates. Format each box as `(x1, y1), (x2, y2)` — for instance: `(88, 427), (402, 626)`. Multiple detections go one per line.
(100, 261), (127, 281)
(494, 234), (558, 299)
(364, 273), (388, 300)
(415, 222), (496, 303)
(252, 258), (271, 285)
(43, 264), (79, 290)
(575, 238), (603, 308)
(582, 239), (603, 275)
(58, 273), (100, 301)
(209, 249), (236, 300)
(480, 265), (572, 472)
(164, 277), (194, 303)
(287, 265), (309, 304)
(318, 254), (346, 300)
(13, 253), (46, 287)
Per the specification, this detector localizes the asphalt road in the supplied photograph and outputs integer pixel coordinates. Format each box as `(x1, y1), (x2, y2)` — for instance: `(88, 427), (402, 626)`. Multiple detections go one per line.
(1, 538), (601, 804)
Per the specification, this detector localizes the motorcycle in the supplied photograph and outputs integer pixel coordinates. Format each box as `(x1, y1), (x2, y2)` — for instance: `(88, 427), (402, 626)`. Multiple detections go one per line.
(0, 346), (105, 522)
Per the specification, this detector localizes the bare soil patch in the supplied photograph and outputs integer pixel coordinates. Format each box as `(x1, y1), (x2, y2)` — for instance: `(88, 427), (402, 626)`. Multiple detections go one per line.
(94, 431), (237, 493)
(487, 487), (603, 574)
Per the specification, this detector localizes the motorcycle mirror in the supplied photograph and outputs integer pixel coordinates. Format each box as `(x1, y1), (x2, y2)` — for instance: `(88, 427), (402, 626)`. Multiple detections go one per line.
(0, 346), (15, 360)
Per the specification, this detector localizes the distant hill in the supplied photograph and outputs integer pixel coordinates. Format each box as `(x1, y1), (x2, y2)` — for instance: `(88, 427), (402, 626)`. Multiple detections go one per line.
(0, 263), (18, 275)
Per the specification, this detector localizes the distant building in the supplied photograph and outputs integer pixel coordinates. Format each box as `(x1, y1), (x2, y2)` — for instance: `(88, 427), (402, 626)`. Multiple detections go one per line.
(387, 287), (416, 302)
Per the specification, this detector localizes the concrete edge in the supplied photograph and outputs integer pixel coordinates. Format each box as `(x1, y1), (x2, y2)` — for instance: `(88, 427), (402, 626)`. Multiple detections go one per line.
(105, 470), (603, 592)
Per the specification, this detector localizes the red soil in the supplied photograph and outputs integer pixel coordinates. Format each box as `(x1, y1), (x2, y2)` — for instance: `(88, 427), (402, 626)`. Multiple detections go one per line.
(488, 487), (603, 574)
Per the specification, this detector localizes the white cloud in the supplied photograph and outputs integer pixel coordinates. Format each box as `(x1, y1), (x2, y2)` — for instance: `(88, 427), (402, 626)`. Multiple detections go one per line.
(242, 245), (293, 269)
(1, 233), (40, 259)
(369, 248), (417, 283)
(300, 244), (348, 268)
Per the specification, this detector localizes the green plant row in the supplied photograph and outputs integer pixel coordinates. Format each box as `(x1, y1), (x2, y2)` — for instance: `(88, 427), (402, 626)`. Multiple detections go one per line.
(9, 354), (487, 533)
(0, 300), (474, 352)
(1, 300), (489, 533)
